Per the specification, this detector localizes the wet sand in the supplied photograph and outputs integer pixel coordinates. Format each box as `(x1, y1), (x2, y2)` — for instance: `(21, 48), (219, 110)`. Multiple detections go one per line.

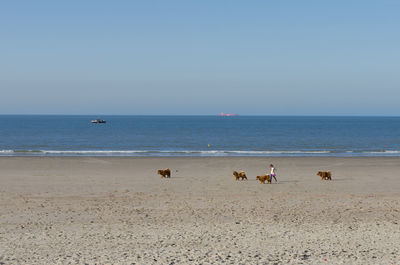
(0, 157), (400, 264)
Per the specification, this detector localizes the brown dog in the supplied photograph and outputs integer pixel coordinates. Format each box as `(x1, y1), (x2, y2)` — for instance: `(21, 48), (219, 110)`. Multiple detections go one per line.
(158, 168), (171, 178)
(256, 174), (271, 184)
(233, 171), (240, 180)
(233, 171), (247, 180)
(317, 171), (332, 180)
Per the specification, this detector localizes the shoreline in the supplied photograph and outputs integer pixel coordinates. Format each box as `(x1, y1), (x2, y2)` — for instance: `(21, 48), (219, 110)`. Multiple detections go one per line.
(1, 154), (400, 158)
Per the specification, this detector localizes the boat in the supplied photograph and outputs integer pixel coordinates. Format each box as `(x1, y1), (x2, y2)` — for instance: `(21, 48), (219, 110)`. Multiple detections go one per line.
(218, 113), (238, 117)
(91, 119), (106, 124)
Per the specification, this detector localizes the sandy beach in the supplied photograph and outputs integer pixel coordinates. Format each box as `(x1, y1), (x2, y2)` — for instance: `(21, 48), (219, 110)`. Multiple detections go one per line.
(0, 156), (399, 264)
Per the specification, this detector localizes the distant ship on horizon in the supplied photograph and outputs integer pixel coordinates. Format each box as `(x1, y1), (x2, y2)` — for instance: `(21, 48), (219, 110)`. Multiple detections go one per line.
(91, 119), (106, 124)
(218, 112), (238, 117)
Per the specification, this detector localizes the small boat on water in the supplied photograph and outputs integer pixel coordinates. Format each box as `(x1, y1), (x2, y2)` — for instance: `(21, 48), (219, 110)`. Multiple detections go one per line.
(218, 113), (238, 117)
(91, 119), (106, 124)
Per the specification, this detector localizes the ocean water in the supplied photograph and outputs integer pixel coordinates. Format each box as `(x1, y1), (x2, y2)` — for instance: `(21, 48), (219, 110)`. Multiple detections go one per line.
(0, 115), (399, 157)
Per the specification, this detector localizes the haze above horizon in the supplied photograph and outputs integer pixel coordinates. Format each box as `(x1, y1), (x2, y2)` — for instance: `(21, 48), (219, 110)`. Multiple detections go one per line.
(1, 1), (399, 115)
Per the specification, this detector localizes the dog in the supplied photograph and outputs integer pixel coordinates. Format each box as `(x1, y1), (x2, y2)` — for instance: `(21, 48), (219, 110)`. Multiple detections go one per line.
(256, 174), (271, 184)
(158, 168), (171, 178)
(233, 171), (247, 180)
(233, 171), (241, 180)
(317, 171), (332, 180)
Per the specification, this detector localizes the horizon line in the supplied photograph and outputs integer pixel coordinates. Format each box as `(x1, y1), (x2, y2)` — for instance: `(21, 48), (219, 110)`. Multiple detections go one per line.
(1, 114), (400, 117)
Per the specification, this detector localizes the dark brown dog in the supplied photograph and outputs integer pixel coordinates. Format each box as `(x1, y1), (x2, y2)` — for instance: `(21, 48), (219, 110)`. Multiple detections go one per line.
(317, 171), (332, 180)
(317, 171), (326, 180)
(233, 171), (247, 180)
(326, 171), (332, 180)
(256, 174), (271, 184)
(158, 168), (171, 178)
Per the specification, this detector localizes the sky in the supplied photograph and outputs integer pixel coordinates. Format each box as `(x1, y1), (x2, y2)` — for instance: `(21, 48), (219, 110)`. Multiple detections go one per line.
(1, 1), (400, 115)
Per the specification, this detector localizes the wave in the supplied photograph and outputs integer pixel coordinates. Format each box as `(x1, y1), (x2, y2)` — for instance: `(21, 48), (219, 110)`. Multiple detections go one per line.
(0, 150), (330, 155)
(363, 150), (400, 154)
(0, 150), (14, 153)
(1, 149), (400, 156)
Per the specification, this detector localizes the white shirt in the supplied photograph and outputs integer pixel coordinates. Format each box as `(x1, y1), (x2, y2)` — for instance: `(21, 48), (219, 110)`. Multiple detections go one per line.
(270, 167), (276, 175)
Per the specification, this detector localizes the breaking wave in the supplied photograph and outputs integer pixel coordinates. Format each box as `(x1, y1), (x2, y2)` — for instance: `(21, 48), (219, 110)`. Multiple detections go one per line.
(1, 149), (399, 157)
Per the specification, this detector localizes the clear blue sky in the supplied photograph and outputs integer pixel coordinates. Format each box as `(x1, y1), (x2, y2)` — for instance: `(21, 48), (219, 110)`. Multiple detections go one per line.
(1, 1), (399, 115)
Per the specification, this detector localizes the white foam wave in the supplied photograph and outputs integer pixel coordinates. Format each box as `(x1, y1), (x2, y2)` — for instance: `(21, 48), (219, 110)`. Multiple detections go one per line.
(42, 150), (331, 155)
(41, 150), (148, 154)
(1, 149), (400, 156)
(364, 150), (400, 154)
(0, 149), (333, 155)
(0, 150), (13, 153)
(224, 150), (331, 154)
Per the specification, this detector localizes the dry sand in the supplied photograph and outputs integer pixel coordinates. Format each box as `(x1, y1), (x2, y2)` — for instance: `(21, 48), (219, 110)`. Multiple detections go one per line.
(0, 157), (400, 264)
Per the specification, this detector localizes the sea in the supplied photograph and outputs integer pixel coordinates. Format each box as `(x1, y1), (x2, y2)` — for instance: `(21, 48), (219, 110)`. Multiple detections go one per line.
(0, 115), (399, 157)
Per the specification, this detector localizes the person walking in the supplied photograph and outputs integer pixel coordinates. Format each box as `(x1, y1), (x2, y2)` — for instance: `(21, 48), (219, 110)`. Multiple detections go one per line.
(270, 164), (277, 182)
